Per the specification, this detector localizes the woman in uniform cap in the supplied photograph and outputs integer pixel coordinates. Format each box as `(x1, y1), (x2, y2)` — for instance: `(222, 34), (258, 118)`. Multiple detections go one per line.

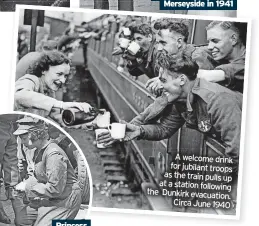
(14, 119), (82, 226)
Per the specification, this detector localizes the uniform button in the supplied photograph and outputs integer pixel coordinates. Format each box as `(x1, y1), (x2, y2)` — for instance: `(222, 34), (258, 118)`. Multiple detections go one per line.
(212, 134), (216, 138)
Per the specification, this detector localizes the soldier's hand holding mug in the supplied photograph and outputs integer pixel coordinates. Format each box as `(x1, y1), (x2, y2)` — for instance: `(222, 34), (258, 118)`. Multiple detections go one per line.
(119, 120), (141, 141)
(96, 122), (126, 147)
(96, 120), (139, 146)
(96, 130), (116, 147)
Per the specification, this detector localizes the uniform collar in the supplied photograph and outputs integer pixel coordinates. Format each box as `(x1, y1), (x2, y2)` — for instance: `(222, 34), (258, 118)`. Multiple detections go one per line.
(186, 92), (194, 112)
(230, 45), (246, 63)
(145, 38), (156, 68)
(39, 77), (56, 97)
(218, 45), (246, 64)
(186, 78), (201, 112)
(33, 139), (54, 163)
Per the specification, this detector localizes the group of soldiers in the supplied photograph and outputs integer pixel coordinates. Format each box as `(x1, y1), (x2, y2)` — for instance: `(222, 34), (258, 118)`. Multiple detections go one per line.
(44, 14), (245, 180)
(94, 16), (246, 181)
(11, 12), (247, 217)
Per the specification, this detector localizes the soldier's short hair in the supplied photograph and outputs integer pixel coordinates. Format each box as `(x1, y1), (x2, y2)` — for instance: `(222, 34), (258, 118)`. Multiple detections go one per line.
(128, 23), (152, 37)
(157, 52), (199, 81)
(206, 21), (247, 45)
(153, 18), (189, 42)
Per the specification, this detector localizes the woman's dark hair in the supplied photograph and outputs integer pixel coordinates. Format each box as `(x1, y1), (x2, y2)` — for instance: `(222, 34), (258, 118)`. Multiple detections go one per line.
(26, 50), (71, 77)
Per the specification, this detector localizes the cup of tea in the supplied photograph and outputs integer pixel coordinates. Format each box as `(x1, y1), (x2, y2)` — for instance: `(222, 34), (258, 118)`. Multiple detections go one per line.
(96, 111), (111, 128)
(95, 128), (109, 148)
(119, 38), (130, 49)
(127, 41), (141, 55)
(117, 66), (124, 72)
(123, 27), (131, 36)
(108, 123), (126, 140)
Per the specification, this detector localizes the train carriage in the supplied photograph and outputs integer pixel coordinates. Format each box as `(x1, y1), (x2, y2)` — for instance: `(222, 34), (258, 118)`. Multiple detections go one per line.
(86, 15), (238, 214)
(20, 9), (241, 214)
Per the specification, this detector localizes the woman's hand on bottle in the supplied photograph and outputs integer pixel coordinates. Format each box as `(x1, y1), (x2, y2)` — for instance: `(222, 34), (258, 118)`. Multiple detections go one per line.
(62, 102), (93, 113)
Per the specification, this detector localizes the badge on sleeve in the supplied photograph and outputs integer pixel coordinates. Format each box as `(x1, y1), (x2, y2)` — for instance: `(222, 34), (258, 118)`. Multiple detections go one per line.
(198, 119), (212, 132)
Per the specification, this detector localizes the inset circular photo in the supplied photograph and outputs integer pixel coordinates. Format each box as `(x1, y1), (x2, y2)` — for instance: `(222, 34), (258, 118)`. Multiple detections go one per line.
(0, 112), (92, 226)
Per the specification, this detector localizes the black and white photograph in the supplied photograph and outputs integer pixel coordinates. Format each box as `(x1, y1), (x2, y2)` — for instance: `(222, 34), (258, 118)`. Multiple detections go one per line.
(11, 5), (250, 219)
(0, 0), (70, 12)
(0, 113), (91, 226)
(79, 0), (237, 17)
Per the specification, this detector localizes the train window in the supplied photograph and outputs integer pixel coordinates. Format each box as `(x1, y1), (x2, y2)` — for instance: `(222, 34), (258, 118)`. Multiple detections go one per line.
(191, 20), (213, 45)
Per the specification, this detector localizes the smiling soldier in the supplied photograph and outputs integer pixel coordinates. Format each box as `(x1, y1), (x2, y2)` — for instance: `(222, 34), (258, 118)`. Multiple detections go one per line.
(122, 23), (158, 80)
(97, 19), (246, 151)
(130, 20), (246, 125)
(116, 54), (242, 175)
(205, 21), (246, 93)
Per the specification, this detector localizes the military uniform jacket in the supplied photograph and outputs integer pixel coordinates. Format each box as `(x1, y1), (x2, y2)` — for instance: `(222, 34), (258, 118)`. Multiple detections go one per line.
(141, 78), (242, 172)
(130, 44), (217, 125)
(24, 141), (78, 205)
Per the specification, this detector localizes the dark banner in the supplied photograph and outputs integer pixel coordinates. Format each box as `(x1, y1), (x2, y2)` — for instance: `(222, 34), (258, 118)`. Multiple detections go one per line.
(52, 220), (91, 226)
(151, 0), (237, 10)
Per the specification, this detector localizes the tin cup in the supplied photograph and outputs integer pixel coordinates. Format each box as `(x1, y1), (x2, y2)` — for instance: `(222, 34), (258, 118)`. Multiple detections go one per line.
(119, 38), (130, 49)
(108, 123), (126, 140)
(127, 41), (141, 55)
(123, 27), (131, 36)
(95, 128), (109, 148)
(96, 111), (111, 128)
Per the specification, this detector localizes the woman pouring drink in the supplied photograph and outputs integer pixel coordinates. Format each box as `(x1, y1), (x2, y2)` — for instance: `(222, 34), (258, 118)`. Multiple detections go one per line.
(14, 50), (94, 125)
